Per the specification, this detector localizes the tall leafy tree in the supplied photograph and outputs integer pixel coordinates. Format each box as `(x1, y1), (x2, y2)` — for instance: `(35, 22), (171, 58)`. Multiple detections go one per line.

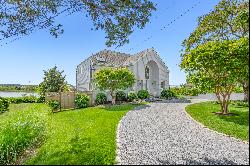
(181, 38), (249, 114)
(182, 0), (249, 101)
(37, 66), (67, 96)
(93, 67), (135, 104)
(0, 0), (156, 47)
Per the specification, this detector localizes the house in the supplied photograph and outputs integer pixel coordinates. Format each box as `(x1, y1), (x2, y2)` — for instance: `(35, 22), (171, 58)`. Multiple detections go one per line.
(76, 48), (169, 98)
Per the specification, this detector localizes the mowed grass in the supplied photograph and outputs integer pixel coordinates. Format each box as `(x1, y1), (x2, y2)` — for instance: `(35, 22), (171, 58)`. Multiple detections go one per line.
(186, 101), (249, 141)
(24, 103), (141, 165)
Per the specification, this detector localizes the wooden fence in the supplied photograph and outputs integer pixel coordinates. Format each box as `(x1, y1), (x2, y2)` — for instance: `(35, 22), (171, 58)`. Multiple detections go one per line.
(45, 91), (95, 111)
(45, 92), (76, 110)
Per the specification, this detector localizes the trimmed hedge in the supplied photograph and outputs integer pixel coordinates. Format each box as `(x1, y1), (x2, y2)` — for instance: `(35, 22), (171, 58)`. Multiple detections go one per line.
(6, 96), (44, 104)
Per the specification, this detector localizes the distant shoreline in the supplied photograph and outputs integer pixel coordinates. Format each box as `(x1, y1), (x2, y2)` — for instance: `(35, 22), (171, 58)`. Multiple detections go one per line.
(0, 90), (36, 93)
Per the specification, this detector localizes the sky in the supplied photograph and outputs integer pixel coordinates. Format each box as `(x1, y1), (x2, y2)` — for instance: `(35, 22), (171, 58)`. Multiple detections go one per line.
(0, 0), (220, 86)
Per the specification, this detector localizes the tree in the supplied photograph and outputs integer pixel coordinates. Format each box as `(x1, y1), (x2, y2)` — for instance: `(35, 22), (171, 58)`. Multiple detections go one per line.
(93, 67), (135, 104)
(182, 0), (249, 101)
(180, 38), (249, 114)
(37, 66), (67, 96)
(0, 0), (156, 47)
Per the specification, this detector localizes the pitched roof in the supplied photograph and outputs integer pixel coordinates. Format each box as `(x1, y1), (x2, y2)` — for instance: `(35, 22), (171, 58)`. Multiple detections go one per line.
(90, 49), (131, 67)
(79, 48), (158, 67)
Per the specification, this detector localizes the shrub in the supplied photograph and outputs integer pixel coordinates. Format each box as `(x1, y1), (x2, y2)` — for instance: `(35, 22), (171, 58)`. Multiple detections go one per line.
(170, 87), (202, 96)
(232, 86), (244, 93)
(128, 91), (138, 102)
(0, 97), (9, 113)
(137, 90), (149, 99)
(6, 96), (38, 104)
(0, 104), (48, 164)
(36, 96), (45, 103)
(95, 92), (107, 105)
(75, 93), (89, 108)
(46, 100), (60, 112)
(230, 100), (249, 107)
(161, 89), (176, 99)
(116, 91), (127, 102)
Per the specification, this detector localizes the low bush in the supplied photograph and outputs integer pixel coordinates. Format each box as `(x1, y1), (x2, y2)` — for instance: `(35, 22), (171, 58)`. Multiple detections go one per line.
(170, 87), (202, 96)
(0, 97), (9, 113)
(116, 91), (127, 102)
(232, 86), (244, 93)
(46, 100), (60, 112)
(0, 104), (48, 165)
(230, 100), (249, 107)
(137, 90), (149, 99)
(36, 96), (45, 103)
(128, 91), (138, 102)
(75, 93), (89, 108)
(6, 96), (39, 104)
(95, 92), (107, 105)
(161, 89), (176, 99)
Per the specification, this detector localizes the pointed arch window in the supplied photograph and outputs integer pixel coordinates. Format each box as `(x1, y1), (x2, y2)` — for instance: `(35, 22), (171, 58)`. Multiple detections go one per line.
(145, 66), (149, 79)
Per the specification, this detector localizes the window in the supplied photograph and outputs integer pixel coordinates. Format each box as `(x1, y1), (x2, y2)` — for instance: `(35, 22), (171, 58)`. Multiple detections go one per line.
(161, 81), (165, 88)
(145, 66), (149, 79)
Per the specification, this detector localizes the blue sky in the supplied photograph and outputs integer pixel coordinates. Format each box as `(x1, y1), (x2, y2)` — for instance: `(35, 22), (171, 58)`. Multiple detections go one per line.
(0, 0), (220, 86)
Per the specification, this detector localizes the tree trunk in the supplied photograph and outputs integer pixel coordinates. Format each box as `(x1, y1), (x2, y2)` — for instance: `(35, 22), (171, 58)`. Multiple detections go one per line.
(111, 91), (116, 105)
(215, 87), (231, 114)
(242, 81), (249, 103)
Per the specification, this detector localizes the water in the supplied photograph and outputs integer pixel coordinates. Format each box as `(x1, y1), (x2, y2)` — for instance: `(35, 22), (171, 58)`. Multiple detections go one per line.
(0, 91), (39, 98)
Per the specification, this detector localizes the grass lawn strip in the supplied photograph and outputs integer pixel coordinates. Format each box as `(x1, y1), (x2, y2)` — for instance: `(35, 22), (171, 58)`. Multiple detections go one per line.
(185, 101), (249, 141)
(25, 103), (141, 165)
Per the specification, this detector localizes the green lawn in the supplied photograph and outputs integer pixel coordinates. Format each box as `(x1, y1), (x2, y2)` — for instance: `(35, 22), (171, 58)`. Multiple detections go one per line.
(10, 103), (139, 165)
(186, 101), (249, 141)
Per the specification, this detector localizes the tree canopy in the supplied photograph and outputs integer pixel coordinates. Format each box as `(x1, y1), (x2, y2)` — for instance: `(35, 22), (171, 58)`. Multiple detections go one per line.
(181, 38), (249, 114)
(181, 0), (249, 102)
(0, 0), (156, 47)
(37, 66), (67, 96)
(93, 67), (135, 104)
(182, 0), (249, 52)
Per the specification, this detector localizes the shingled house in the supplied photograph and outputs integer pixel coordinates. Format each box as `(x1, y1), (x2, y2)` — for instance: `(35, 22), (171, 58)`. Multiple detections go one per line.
(76, 48), (169, 99)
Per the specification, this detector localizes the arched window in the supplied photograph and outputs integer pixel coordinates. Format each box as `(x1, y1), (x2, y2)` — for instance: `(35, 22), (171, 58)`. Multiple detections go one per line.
(145, 66), (149, 79)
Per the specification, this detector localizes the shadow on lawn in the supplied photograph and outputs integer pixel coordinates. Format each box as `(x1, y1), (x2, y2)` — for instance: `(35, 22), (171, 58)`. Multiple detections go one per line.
(217, 109), (249, 126)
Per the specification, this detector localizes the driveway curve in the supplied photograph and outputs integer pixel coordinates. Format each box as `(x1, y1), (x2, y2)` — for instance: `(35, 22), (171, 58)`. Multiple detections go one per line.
(116, 102), (249, 165)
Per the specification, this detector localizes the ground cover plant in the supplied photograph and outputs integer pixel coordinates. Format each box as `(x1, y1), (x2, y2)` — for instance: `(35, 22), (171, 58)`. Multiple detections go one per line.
(186, 101), (249, 141)
(0, 104), (50, 164)
(0, 97), (9, 113)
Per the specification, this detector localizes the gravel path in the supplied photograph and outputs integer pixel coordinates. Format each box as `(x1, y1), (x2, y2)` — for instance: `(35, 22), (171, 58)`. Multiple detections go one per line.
(116, 101), (249, 165)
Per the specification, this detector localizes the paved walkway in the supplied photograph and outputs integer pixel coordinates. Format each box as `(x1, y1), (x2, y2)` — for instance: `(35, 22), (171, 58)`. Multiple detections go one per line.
(116, 101), (249, 165)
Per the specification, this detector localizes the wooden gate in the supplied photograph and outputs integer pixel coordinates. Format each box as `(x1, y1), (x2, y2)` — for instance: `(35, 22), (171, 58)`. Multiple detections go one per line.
(60, 92), (75, 109)
(45, 92), (76, 110)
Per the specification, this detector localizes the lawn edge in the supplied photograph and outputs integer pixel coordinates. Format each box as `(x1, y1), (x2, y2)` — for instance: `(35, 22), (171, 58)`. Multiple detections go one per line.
(183, 102), (249, 144)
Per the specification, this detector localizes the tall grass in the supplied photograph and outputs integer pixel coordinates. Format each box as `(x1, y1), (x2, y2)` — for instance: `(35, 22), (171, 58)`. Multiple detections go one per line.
(0, 104), (49, 164)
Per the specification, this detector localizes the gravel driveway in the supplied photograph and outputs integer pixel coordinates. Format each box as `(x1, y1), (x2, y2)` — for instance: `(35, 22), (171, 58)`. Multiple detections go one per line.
(116, 101), (249, 165)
